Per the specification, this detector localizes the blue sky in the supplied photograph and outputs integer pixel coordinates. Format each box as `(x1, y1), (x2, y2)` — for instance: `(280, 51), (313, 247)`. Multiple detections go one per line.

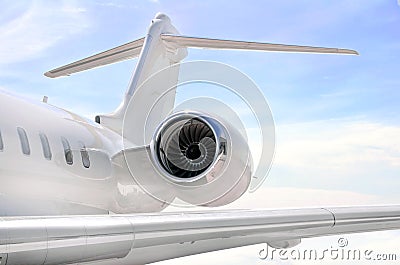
(1, 1), (400, 264)
(1, 0), (399, 124)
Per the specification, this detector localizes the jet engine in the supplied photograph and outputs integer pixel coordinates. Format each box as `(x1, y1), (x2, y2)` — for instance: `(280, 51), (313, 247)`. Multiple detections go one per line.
(150, 112), (252, 206)
(119, 61), (275, 210)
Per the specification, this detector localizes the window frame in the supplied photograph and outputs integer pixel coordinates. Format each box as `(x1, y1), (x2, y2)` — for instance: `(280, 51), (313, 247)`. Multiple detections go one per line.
(17, 127), (30, 155)
(61, 137), (73, 165)
(0, 129), (3, 151)
(39, 132), (52, 160)
(79, 142), (91, 169)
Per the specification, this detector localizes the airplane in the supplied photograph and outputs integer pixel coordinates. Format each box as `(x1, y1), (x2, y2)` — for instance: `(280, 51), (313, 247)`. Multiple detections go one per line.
(0, 12), (399, 265)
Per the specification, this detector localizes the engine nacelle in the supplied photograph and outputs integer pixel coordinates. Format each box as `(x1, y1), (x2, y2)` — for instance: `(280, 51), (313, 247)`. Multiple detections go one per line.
(150, 112), (252, 207)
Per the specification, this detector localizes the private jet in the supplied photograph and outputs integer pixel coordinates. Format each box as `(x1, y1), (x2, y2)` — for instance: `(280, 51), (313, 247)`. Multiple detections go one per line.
(0, 13), (399, 265)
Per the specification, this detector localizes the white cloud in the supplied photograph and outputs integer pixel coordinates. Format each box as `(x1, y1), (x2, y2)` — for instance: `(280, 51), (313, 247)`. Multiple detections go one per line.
(166, 186), (388, 211)
(243, 118), (400, 196)
(97, 2), (123, 8)
(274, 119), (400, 169)
(0, 1), (90, 65)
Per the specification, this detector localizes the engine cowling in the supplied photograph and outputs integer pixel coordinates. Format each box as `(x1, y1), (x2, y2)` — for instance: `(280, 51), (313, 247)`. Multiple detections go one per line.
(150, 111), (252, 207)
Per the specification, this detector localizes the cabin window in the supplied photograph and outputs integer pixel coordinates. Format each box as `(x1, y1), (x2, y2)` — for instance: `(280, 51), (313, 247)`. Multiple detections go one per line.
(17, 127), (30, 155)
(0, 130), (3, 151)
(39, 133), (52, 160)
(80, 143), (90, 169)
(61, 137), (73, 165)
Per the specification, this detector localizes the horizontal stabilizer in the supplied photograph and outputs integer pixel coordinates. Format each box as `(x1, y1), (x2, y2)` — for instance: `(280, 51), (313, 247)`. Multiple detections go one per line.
(44, 37), (145, 78)
(161, 34), (359, 55)
(44, 34), (358, 78)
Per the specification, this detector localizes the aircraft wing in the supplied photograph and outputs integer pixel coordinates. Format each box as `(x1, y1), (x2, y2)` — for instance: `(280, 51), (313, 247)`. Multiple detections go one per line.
(1, 206), (400, 265)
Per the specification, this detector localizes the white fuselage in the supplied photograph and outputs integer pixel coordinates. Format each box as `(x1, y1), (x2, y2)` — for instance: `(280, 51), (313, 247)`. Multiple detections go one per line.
(0, 91), (168, 216)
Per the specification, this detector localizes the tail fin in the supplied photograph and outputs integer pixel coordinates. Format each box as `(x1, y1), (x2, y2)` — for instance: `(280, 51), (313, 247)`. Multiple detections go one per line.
(44, 13), (358, 140)
(47, 13), (189, 137)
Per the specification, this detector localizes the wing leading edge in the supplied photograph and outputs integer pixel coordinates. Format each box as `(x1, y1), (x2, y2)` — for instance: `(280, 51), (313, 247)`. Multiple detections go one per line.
(1, 205), (400, 265)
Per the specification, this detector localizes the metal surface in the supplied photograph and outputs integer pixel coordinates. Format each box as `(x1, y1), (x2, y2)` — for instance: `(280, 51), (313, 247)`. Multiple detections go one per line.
(44, 38), (145, 78)
(0, 206), (400, 264)
(161, 34), (359, 55)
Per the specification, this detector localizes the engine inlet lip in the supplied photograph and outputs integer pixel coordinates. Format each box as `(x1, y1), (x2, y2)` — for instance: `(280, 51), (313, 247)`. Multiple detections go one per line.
(150, 111), (224, 183)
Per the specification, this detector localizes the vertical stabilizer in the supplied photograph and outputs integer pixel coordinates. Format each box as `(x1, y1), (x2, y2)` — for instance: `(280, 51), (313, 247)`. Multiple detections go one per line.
(97, 13), (187, 138)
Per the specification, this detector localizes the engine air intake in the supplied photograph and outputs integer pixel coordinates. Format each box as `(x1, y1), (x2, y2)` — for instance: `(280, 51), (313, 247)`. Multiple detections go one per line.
(152, 113), (223, 182)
